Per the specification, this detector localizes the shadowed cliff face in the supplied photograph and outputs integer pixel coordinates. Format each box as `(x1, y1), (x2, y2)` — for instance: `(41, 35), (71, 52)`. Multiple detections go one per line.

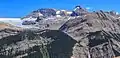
(0, 29), (76, 58)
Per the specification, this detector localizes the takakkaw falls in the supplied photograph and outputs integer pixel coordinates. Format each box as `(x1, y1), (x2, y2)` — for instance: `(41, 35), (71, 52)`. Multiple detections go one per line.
(1, 5), (120, 58)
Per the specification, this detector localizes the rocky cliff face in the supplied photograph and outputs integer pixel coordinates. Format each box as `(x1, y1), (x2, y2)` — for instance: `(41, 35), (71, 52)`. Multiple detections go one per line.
(1, 6), (120, 58)
(60, 10), (120, 58)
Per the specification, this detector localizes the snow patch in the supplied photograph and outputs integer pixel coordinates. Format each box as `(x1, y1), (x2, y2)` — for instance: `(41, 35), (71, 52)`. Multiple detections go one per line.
(67, 11), (72, 14)
(56, 15), (61, 17)
(61, 10), (66, 11)
(56, 11), (61, 14)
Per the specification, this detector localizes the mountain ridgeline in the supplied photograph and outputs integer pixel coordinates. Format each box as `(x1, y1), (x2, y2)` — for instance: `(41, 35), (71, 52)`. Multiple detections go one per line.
(1, 6), (120, 58)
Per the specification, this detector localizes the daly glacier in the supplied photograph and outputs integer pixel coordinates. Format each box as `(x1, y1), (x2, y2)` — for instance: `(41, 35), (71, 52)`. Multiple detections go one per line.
(0, 18), (38, 28)
(0, 18), (22, 26)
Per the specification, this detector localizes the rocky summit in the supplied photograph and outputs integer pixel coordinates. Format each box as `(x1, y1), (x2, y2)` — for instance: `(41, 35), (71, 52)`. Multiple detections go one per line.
(1, 6), (120, 58)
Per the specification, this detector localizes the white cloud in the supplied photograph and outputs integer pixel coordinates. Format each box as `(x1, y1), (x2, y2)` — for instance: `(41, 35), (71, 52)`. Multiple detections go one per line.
(116, 12), (119, 15)
(86, 7), (91, 10)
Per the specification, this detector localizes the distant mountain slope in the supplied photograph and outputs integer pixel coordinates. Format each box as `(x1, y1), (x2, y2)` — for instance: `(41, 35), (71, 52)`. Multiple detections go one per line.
(0, 5), (120, 58)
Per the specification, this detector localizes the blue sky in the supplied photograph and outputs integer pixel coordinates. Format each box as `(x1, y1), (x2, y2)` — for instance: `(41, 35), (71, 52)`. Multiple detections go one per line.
(0, 0), (120, 17)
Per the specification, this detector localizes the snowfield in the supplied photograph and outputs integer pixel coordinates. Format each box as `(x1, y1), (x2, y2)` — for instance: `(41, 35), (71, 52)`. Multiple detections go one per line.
(0, 18), (21, 20)
(0, 18), (39, 29)
(0, 18), (22, 26)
